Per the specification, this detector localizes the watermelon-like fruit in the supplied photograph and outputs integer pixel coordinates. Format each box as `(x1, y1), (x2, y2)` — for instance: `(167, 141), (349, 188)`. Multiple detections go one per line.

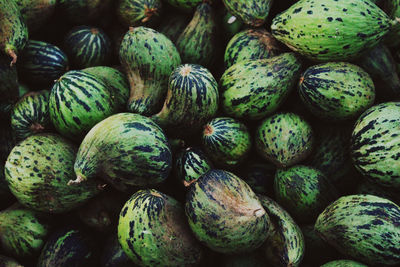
(18, 40), (69, 85)
(185, 169), (271, 253)
(64, 26), (111, 68)
(274, 165), (338, 223)
(15, 0), (56, 33)
(299, 62), (375, 120)
(202, 117), (252, 168)
(73, 113), (172, 190)
(224, 28), (283, 68)
(0, 0), (28, 65)
(49, 70), (116, 141)
(152, 64), (219, 136)
(256, 112), (313, 168)
(117, 0), (162, 27)
(351, 102), (400, 188)
(315, 194), (400, 265)
(271, 0), (393, 61)
(5, 133), (100, 213)
(118, 189), (203, 266)
(222, 0), (273, 26)
(119, 26), (181, 116)
(220, 53), (302, 120)
(11, 90), (51, 141)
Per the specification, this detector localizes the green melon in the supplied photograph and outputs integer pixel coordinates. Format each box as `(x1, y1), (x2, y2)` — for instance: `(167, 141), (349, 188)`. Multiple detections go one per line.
(117, 0), (162, 27)
(321, 260), (367, 267)
(222, 0), (273, 26)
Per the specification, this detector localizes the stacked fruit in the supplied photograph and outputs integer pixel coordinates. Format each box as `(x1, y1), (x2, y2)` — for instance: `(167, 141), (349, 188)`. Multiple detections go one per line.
(1, 0), (400, 266)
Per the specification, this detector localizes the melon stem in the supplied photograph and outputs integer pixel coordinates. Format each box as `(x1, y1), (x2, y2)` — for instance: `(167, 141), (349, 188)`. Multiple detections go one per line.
(68, 175), (85, 185)
(7, 48), (17, 66)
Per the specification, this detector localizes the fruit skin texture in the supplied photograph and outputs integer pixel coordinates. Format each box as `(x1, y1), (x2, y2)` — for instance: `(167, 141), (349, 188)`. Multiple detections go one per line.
(256, 113), (313, 168)
(176, 3), (217, 67)
(222, 0), (273, 26)
(11, 90), (51, 141)
(185, 169), (271, 253)
(0, 0), (28, 65)
(0, 206), (51, 258)
(351, 102), (400, 188)
(299, 62), (375, 120)
(321, 260), (368, 267)
(274, 165), (339, 223)
(220, 53), (302, 120)
(15, 0), (56, 33)
(258, 194), (305, 267)
(118, 189), (203, 266)
(315, 194), (400, 266)
(5, 133), (100, 213)
(64, 26), (111, 69)
(117, 0), (162, 27)
(152, 64), (219, 136)
(271, 0), (392, 61)
(224, 29), (283, 69)
(202, 117), (252, 169)
(119, 26), (181, 116)
(49, 70), (115, 141)
(74, 113), (172, 190)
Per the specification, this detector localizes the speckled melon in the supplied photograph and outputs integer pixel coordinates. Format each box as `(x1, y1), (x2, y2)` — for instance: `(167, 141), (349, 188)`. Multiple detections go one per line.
(118, 189), (203, 266)
(11, 90), (51, 141)
(271, 0), (393, 61)
(220, 53), (302, 120)
(119, 26), (181, 116)
(315, 194), (400, 265)
(185, 169), (271, 253)
(201, 117), (252, 169)
(299, 62), (375, 120)
(73, 113), (172, 190)
(274, 165), (339, 223)
(321, 260), (367, 267)
(258, 194), (305, 267)
(175, 147), (213, 187)
(224, 29), (282, 68)
(222, 0), (273, 26)
(117, 0), (162, 27)
(0, 206), (51, 258)
(37, 228), (96, 267)
(351, 102), (400, 188)
(5, 133), (100, 213)
(15, 0), (56, 33)
(256, 112), (313, 168)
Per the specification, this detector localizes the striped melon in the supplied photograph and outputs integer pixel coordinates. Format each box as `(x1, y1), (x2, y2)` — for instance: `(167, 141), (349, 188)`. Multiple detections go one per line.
(18, 40), (69, 85)
(73, 113), (172, 190)
(11, 90), (51, 141)
(222, 0), (272, 26)
(64, 26), (111, 69)
(49, 70), (116, 141)
(117, 0), (162, 27)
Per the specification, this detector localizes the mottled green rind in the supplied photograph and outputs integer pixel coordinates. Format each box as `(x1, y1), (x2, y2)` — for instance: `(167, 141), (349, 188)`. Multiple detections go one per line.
(0, 55), (19, 116)
(0, 255), (22, 267)
(117, 0), (162, 27)
(185, 169), (271, 253)
(321, 260), (367, 267)
(5, 134), (100, 213)
(82, 66), (130, 112)
(74, 113), (172, 190)
(274, 165), (338, 223)
(37, 228), (95, 267)
(118, 189), (203, 267)
(0, 0), (28, 63)
(11, 90), (51, 141)
(58, 0), (112, 24)
(15, 0), (56, 33)
(152, 64), (219, 135)
(64, 26), (111, 69)
(351, 102), (400, 188)
(18, 40), (69, 85)
(176, 3), (217, 67)
(175, 147), (212, 186)
(256, 113), (313, 168)
(224, 29), (283, 68)
(315, 194), (400, 265)
(202, 117), (252, 168)
(119, 26), (181, 116)
(222, 0), (272, 26)
(299, 62), (375, 120)
(258, 194), (305, 267)
(0, 207), (50, 257)
(221, 53), (302, 120)
(49, 70), (115, 140)
(164, 0), (202, 12)
(271, 0), (392, 61)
